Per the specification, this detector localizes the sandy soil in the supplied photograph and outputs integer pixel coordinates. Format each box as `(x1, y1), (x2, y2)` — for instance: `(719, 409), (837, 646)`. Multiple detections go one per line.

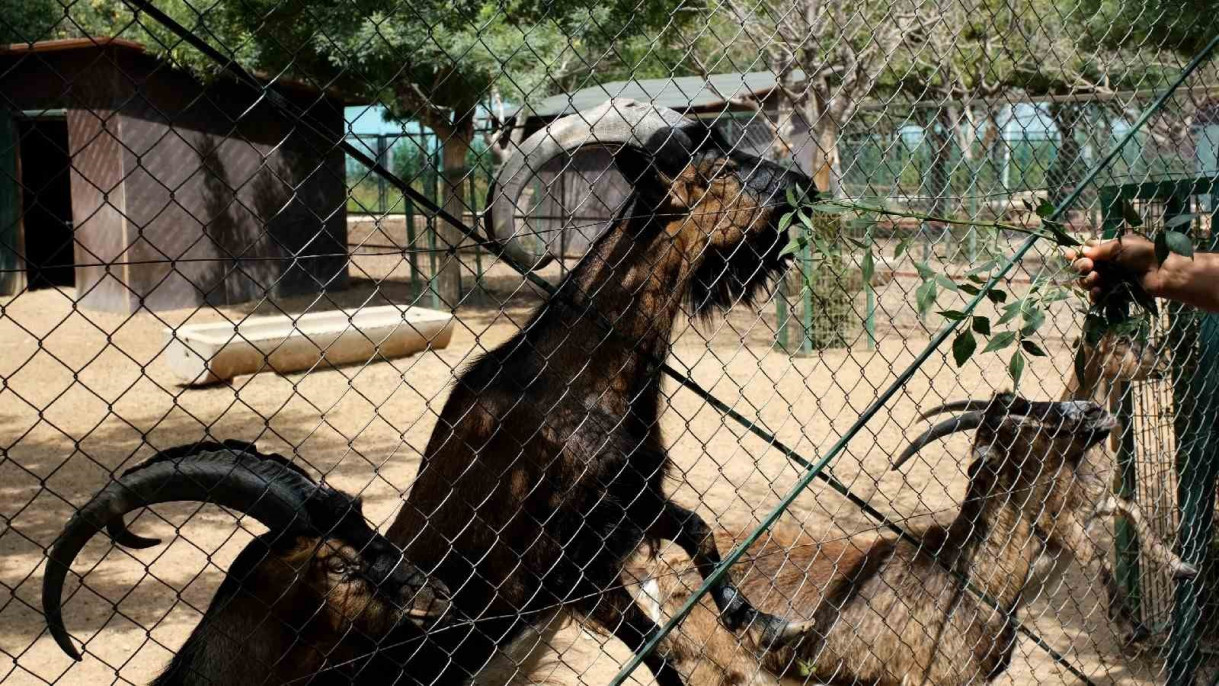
(0, 244), (1181, 685)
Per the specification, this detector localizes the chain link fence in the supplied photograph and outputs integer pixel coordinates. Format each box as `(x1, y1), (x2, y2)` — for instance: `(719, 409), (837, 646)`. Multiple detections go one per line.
(4, 1), (1219, 685)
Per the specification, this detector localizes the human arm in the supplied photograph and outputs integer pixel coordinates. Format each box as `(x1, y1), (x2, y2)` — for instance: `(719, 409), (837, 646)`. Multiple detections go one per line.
(1067, 235), (1219, 313)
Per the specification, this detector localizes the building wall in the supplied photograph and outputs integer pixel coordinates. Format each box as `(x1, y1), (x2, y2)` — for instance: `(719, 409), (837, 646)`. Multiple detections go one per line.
(0, 43), (349, 312)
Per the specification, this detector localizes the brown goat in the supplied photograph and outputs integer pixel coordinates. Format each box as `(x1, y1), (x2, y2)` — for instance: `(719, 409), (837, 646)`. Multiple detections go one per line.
(625, 395), (1120, 686)
(386, 100), (809, 686)
(43, 442), (451, 686)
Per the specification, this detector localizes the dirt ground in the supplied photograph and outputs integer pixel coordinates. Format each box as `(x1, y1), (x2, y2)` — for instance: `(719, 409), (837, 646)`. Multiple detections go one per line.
(0, 250), (1179, 686)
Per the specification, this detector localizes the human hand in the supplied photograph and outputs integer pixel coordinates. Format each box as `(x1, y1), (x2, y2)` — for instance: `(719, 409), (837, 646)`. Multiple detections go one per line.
(1066, 235), (1162, 303)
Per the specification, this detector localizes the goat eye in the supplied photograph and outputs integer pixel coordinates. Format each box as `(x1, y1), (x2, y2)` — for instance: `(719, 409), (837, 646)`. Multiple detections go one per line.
(326, 558), (350, 576)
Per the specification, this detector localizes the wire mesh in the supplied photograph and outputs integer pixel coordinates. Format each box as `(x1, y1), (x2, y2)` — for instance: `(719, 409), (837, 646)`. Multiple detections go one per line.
(4, 1), (1219, 685)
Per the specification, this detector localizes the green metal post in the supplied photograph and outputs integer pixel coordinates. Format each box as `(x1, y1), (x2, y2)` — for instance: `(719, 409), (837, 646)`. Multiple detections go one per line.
(1166, 191), (1219, 686)
(1098, 187), (1143, 621)
(775, 294), (790, 352)
(864, 225), (876, 350)
(800, 236), (814, 355)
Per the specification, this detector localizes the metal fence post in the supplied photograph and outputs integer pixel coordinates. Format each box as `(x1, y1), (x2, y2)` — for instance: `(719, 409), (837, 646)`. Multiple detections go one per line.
(0, 110), (20, 296)
(865, 224), (876, 350)
(1166, 189), (1219, 686)
(1099, 187), (1144, 621)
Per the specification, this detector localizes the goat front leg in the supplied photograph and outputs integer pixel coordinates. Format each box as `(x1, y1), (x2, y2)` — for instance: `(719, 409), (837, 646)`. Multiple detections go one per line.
(582, 585), (687, 686)
(1098, 495), (1199, 579)
(650, 501), (806, 648)
(1042, 510), (1145, 637)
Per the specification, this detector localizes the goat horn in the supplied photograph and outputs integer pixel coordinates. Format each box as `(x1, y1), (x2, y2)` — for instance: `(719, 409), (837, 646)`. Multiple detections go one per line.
(103, 440), (314, 550)
(486, 98), (692, 270)
(42, 446), (320, 660)
(892, 412), (986, 470)
(917, 399), (993, 420)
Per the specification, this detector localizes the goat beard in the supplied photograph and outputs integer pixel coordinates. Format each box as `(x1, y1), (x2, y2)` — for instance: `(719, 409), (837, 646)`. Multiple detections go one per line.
(685, 223), (791, 318)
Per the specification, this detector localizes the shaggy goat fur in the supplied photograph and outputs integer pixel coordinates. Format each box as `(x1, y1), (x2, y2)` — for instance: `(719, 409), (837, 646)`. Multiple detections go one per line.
(386, 125), (810, 686)
(623, 396), (1120, 686)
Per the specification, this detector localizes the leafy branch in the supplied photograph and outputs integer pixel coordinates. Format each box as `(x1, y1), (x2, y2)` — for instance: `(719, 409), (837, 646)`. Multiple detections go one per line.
(779, 192), (1194, 386)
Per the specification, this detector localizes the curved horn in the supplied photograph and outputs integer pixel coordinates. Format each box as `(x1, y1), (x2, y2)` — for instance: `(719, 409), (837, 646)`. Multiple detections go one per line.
(43, 447), (320, 660)
(104, 440), (314, 550)
(892, 412), (987, 471)
(487, 98), (693, 270)
(917, 399), (993, 420)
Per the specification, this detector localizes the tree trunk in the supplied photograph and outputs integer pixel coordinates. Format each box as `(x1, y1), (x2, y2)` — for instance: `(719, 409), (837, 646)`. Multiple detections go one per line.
(810, 113), (841, 196)
(434, 130), (471, 309)
(925, 109), (952, 218)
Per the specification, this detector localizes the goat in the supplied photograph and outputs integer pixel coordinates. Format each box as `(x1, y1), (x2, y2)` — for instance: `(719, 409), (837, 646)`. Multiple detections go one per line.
(624, 394), (1121, 685)
(1063, 332), (1168, 403)
(43, 441), (451, 686)
(385, 98), (810, 686)
(912, 334), (1194, 639)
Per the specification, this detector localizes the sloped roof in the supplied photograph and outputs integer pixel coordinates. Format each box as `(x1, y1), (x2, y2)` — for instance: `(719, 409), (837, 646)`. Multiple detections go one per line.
(517, 70), (804, 120)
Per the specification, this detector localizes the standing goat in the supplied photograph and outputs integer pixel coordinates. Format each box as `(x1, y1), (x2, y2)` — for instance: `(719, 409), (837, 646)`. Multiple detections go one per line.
(385, 99), (809, 686)
(43, 441), (451, 685)
(912, 333), (1193, 639)
(625, 394), (1121, 686)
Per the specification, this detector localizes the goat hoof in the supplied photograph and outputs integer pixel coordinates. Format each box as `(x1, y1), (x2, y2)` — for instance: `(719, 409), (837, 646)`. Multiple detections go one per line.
(1172, 561), (1199, 579)
(749, 614), (811, 650)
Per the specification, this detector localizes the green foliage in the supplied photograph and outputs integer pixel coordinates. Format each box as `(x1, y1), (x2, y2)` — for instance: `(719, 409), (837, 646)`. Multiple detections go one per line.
(1080, 0), (1219, 56)
(779, 213), (863, 351)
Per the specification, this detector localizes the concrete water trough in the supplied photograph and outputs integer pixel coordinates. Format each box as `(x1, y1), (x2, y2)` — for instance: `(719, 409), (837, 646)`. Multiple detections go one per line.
(164, 305), (454, 386)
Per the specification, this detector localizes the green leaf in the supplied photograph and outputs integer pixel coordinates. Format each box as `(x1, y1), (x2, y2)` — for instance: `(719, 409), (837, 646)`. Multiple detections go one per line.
(778, 212), (795, 233)
(967, 259), (998, 275)
(1035, 200), (1055, 218)
(986, 289), (1008, 304)
(984, 331), (1017, 352)
(938, 310), (967, 321)
(779, 235), (807, 257)
(810, 202), (849, 214)
(959, 284), (982, 296)
(861, 249), (875, 285)
(998, 302), (1022, 325)
(1165, 213), (1196, 229)
(953, 330), (977, 367)
(973, 316), (991, 336)
(786, 186), (799, 208)
(1074, 342), (1088, 382)
(1021, 308), (1046, 336)
(1041, 219), (1079, 247)
(914, 261), (936, 280)
(799, 210), (815, 231)
(1120, 198), (1143, 227)
(1009, 350), (1026, 387)
(895, 238), (912, 259)
(1021, 339), (1048, 357)
(935, 274), (959, 291)
(916, 279), (939, 316)
(968, 274), (987, 284)
(1083, 312), (1107, 345)
(1165, 230), (1194, 259)
(1022, 198), (1035, 212)
(1155, 230), (1169, 265)
(1042, 288), (1071, 303)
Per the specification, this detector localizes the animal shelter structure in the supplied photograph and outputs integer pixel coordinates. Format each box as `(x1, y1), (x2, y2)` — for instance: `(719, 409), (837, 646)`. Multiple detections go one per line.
(0, 38), (351, 312)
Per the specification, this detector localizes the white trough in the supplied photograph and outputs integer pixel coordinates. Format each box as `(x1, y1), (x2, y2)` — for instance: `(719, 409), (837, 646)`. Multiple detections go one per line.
(164, 305), (454, 386)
